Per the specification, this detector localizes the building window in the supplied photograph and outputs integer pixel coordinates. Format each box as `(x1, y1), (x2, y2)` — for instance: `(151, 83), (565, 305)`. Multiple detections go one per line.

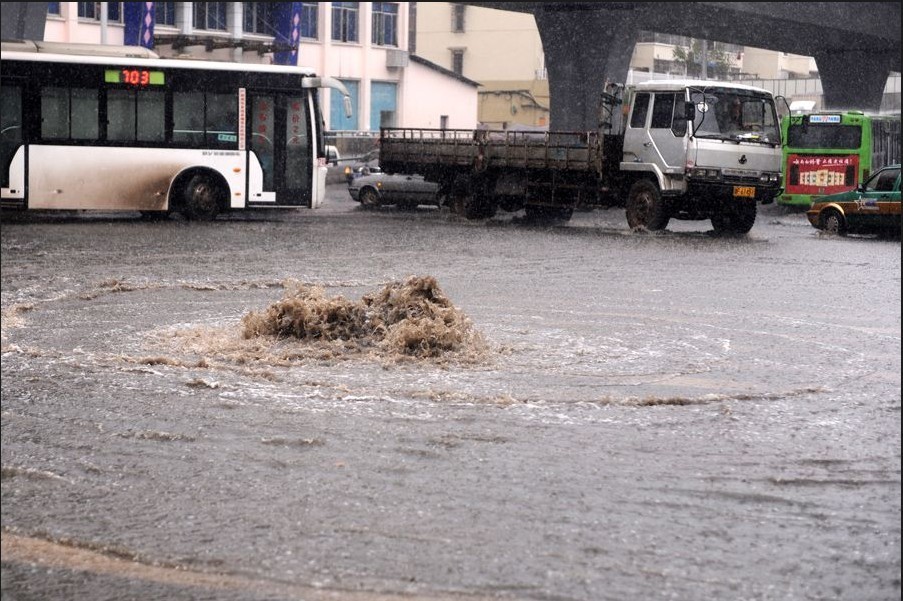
(47, 3), (61, 16)
(155, 2), (176, 26)
(300, 2), (318, 39)
(194, 2), (227, 32)
(244, 2), (275, 36)
(653, 58), (678, 75)
(77, 2), (122, 22)
(451, 49), (464, 75)
(331, 2), (359, 43)
(77, 2), (98, 19)
(371, 3), (398, 47)
(451, 4), (465, 33)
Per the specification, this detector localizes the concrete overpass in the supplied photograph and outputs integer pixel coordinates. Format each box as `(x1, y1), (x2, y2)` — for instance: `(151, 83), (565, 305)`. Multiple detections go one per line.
(466, 2), (900, 129)
(3, 2), (901, 130)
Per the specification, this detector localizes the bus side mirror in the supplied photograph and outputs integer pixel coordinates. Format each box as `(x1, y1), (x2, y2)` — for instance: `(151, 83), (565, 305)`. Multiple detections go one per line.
(344, 96), (353, 119)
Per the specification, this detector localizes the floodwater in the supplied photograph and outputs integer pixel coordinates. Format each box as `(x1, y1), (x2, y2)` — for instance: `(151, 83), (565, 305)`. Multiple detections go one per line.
(2, 186), (900, 601)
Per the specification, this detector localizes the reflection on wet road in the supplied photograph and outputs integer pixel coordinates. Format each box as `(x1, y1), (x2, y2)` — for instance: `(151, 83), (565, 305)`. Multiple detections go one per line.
(2, 188), (900, 600)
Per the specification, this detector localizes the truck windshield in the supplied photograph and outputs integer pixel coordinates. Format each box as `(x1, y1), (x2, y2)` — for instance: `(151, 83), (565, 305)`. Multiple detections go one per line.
(690, 89), (780, 145)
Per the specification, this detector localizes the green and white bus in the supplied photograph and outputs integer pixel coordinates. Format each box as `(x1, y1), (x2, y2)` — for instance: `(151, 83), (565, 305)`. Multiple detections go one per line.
(779, 110), (901, 208)
(1, 40), (350, 219)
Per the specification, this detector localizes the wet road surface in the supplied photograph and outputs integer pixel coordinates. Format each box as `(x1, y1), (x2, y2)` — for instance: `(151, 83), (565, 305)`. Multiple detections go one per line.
(2, 186), (900, 600)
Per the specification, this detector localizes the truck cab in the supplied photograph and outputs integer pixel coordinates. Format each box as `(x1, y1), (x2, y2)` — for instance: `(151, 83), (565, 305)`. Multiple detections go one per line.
(620, 80), (782, 233)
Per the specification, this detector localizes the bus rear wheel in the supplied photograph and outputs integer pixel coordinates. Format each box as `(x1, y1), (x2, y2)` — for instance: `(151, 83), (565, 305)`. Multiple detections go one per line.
(184, 174), (222, 221)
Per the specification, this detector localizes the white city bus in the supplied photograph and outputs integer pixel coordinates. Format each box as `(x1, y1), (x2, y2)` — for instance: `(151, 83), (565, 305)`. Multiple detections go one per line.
(0, 40), (351, 219)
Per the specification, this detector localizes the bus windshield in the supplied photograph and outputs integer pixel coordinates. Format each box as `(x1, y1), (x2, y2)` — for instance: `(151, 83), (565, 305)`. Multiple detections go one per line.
(786, 124), (862, 149)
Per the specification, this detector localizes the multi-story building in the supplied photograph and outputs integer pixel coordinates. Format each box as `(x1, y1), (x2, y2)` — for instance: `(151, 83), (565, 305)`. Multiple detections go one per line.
(40, 2), (480, 138)
(412, 2), (550, 128)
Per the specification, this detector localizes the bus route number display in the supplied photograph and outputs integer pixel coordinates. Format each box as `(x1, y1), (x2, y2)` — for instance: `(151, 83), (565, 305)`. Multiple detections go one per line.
(808, 114), (841, 124)
(105, 68), (165, 87)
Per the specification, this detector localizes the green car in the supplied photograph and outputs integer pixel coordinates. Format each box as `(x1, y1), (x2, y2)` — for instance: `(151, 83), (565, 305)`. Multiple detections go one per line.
(806, 164), (901, 236)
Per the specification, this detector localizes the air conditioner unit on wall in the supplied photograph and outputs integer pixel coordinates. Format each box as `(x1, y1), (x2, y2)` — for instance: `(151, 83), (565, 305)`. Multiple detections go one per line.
(386, 49), (409, 69)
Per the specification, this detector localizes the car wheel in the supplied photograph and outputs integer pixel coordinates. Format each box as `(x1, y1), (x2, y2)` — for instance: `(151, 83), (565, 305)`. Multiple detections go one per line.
(626, 179), (669, 231)
(359, 187), (380, 209)
(821, 209), (847, 236)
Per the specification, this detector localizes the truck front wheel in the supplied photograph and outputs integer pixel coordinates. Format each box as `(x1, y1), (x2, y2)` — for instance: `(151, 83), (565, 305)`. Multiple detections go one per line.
(626, 179), (669, 231)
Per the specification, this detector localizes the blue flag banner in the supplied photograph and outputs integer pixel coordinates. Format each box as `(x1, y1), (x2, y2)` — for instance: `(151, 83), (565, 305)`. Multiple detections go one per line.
(273, 2), (303, 65)
(124, 2), (155, 49)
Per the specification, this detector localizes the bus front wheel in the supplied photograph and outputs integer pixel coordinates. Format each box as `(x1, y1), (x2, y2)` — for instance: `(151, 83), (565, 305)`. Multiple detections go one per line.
(184, 174), (223, 221)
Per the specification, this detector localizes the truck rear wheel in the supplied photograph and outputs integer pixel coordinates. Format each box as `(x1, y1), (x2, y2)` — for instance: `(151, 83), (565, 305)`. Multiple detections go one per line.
(451, 175), (497, 220)
(626, 179), (669, 231)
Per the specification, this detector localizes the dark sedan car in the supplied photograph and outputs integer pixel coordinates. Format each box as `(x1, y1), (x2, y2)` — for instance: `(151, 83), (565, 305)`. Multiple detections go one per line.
(806, 164), (901, 236)
(347, 171), (441, 209)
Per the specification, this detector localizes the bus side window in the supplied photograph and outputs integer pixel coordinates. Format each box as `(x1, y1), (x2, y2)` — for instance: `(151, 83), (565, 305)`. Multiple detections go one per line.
(173, 92), (205, 145)
(41, 87), (98, 141)
(107, 90), (136, 141)
(108, 90), (165, 143)
(41, 87), (70, 139)
(71, 88), (99, 140)
(206, 93), (237, 147)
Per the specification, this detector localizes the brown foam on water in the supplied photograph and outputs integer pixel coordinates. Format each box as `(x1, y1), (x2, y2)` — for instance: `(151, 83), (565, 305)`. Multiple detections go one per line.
(239, 275), (489, 364)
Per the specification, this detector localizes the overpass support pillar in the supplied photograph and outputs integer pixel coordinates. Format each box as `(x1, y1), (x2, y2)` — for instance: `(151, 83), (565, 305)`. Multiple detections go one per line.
(814, 50), (895, 112)
(534, 7), (637, 131)
(0, 2), (47, 41)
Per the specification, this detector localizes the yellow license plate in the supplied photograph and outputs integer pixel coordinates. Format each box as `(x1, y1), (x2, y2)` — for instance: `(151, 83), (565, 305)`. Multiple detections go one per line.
(733, 186), (756, 198)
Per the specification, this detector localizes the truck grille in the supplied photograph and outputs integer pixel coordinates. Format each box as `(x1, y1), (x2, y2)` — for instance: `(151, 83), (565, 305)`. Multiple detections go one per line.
(721, 169), (761, 185)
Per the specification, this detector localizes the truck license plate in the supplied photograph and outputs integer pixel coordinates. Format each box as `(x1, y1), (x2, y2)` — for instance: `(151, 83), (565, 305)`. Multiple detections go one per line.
(733, 186), (756, 198)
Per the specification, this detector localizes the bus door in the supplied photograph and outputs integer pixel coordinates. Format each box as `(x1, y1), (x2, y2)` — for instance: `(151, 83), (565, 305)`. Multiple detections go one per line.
(247, 91), (312, 207)
(1, 78), (26, 208)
